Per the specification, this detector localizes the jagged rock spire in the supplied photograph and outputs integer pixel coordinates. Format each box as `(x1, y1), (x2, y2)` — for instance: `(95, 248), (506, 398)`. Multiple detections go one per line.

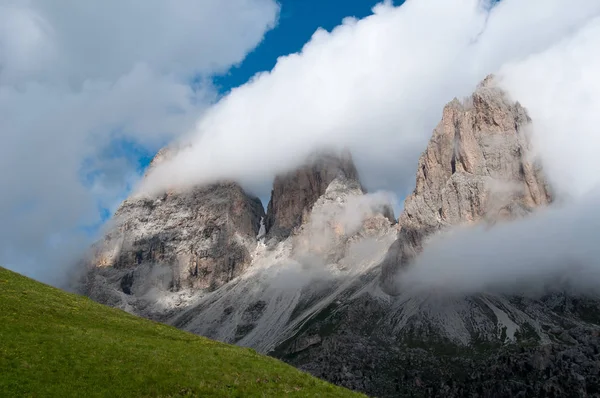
(381, 75), (552, 294)
(265, 149), (364, 239)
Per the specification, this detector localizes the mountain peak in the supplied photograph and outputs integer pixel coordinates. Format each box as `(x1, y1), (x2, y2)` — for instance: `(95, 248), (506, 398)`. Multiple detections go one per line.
(84, 178), (265, 313)
(265, 149), (364, 239)
(381, 78), (552, 293)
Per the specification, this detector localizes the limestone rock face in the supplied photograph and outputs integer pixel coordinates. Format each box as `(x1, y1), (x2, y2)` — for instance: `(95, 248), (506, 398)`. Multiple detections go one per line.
(169, 173), (397, 352)
(381, 76), (552, 292)
(84, 150), (265, 305)
(265, 150), (364, 239)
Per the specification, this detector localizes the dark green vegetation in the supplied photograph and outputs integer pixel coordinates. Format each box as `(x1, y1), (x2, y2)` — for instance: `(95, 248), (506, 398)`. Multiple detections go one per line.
(274, 295), (600, 397)
(0, 267), (363, 397)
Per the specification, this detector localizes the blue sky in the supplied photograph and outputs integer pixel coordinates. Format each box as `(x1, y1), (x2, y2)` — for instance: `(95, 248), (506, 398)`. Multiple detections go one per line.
(215, 0), (403, 92)
(80, 137), (155, 234)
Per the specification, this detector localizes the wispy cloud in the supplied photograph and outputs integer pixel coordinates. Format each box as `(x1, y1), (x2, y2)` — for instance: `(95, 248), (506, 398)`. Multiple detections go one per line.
(0, 0), (279, 283)
(141, 0), (600, 200)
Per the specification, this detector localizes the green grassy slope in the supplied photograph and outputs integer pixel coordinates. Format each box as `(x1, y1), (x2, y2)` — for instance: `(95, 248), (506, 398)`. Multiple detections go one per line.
(0, 267), (362, 397)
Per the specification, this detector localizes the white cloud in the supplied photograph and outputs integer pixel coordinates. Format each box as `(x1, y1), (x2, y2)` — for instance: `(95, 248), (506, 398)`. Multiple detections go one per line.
(396, 13), (600, 296)
(0, 0), (279, 283)
(142, 0), (600, 199)
(500, 17), (600, 199)
(397, 190), (600, 296)
(0, 0), (279, 85)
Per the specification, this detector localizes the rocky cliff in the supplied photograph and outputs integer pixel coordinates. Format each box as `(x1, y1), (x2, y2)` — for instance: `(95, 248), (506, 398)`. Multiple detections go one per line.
(81, 150), (385, 320)
(169, 173), (396, 351)
(381, 75), (552, 293)
(82, 149), (265, 316)
(265, 150), (365, 239)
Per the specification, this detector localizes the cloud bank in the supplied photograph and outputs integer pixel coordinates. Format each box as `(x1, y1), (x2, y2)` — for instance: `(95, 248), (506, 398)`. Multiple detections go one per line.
(140, 0), (600, 297)
(0, 0), (279, 284)
(398, 190), (600, 296)
(142, 0), (600, 199)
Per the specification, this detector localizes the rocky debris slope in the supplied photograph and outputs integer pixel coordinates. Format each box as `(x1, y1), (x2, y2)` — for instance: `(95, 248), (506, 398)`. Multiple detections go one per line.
(81, 149), (264, 317)
(381, 75), (552, 293)
(281, 294), (600, 397)
(265, 150), (365, 239)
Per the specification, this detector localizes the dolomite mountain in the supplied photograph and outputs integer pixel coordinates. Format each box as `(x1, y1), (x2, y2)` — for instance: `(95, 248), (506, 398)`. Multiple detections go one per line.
(381, 75), (553, 293)
(80, 77), (600, 398)
(83, 148), (265, 314)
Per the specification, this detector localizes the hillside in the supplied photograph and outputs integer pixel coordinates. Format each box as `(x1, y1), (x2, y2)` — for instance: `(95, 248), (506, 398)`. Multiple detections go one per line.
(0, 267), (361, 397)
